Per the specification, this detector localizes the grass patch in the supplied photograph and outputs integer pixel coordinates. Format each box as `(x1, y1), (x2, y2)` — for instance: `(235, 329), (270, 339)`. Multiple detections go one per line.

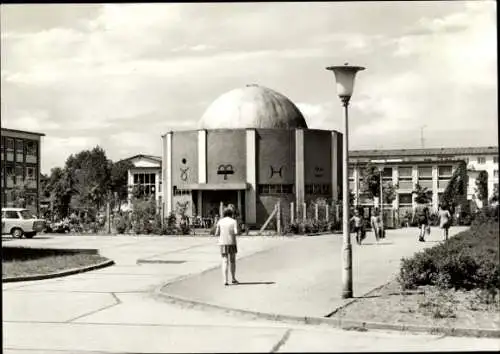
(331, 280), (500, 333)
(3, 251), (110, 278)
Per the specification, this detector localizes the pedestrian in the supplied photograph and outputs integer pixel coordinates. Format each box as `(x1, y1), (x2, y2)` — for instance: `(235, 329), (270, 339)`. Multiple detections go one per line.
(437, 204), (452, 241)
(370, 208), (382, 242)
(413, 204), (429, 242)
(350, 209), (364, 245)
(215, 207), (239, 286)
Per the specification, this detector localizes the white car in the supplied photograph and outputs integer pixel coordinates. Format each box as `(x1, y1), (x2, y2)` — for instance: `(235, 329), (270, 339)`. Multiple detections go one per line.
(1, 208), (46, 238)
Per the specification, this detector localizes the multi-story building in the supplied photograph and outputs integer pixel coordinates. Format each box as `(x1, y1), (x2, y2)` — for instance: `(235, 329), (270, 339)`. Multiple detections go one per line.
(349, 146), (498, 213)
(1, 128), (45, 215)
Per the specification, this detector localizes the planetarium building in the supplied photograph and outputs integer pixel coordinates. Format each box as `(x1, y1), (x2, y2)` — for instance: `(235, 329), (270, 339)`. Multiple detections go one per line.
(161, 84), (342, 228)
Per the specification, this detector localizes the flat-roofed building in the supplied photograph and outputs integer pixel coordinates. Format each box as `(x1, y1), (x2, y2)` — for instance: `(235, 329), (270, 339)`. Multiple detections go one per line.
(1, 128), (45, 215)
(349, 146), (499, 212)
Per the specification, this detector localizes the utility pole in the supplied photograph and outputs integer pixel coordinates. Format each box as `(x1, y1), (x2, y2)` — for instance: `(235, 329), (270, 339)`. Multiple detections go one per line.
(420, 125), (426, 149)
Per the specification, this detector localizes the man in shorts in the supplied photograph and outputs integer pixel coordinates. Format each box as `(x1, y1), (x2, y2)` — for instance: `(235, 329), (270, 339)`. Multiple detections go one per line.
(215, 207), (239, 286)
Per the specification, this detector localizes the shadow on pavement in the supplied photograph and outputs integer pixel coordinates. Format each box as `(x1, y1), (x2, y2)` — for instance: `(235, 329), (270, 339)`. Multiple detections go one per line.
(361, 242), (394, 245)
(232, 281), (276, 286)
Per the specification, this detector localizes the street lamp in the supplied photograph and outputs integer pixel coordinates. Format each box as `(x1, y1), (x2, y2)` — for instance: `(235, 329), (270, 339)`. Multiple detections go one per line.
(326, 63), (365, 299)
(377, 165), (385, 235)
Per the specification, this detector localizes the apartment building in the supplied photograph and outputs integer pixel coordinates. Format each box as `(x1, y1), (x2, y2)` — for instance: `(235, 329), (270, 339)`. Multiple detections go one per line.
(1, 128), (45, 215)
(349, 146), (498, 212)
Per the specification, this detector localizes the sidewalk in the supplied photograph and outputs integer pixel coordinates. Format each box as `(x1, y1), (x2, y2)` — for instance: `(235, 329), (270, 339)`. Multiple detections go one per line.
(159, 227), (469, 318)
(4, 228), (499, 353)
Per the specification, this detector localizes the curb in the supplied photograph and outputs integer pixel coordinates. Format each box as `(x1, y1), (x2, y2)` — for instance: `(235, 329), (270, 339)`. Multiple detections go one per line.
(154, 287), (500, 339)
(3, 259), (115, 283)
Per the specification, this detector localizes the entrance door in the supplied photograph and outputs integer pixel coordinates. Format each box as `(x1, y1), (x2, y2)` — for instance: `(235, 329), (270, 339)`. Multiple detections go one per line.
(203, 190), (238, 217)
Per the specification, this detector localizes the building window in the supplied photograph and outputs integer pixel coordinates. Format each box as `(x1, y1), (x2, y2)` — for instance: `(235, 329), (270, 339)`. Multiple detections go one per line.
(494, 156), (498, 164)
(15, 166), (24, 184)
(438, 166), (452, 177)
(15, 139), (24, 162)
(6, 166), (14, 187)
(6, 138), (14, 151)
(305, 184), (331, 195)
(25, 141), (37, 163)
(132, 172), (156, 197)
(258, 184), (294, 195)
(399, 193), (412, 205)
(398, 166), (413, 189)
(477, 157), (486, 164)
(494, 170), (499, 178)
(173, 187), (191, 196)
(0, 137), (4, 161)
(382, 167), (392, 181)
(418, 166), (432, 180)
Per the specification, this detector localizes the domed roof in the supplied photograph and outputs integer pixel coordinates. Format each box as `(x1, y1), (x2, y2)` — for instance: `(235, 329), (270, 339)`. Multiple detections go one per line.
(199, 84), (308, 129)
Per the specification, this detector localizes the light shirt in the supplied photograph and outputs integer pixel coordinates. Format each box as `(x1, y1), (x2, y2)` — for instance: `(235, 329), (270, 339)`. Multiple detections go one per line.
(215, 217), (238, 245)
(371, 215), (382, 229)
(351, 215), (363, 227)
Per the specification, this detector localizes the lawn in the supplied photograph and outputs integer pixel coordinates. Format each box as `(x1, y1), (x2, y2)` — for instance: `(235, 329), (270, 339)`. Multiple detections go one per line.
(3, 251), (110, 278)
(330, 279), (500, 332)
(331, 210), (500, 335)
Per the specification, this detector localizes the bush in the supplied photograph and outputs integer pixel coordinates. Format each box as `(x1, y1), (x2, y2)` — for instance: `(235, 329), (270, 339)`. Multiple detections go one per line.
(398, 214), (499, 291)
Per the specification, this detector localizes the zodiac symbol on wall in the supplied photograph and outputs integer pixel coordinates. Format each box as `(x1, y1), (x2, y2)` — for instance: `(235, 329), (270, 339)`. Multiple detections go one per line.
(180, 158), (189, 181)
(269, 165), (283, 179)
(176, 200), (190, 214)
(314, 166), (324, 178)
(217, 164), (234, 180)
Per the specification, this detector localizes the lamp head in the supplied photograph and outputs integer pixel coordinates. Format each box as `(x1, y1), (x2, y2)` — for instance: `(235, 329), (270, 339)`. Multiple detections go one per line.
(326, 63), (365, 103)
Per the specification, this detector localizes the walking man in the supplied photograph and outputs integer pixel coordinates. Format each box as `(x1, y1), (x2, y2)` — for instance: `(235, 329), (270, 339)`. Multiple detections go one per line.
(350, 209), (364, 245)
(215, 207), (239, 286)
(413, 204), (430, 242)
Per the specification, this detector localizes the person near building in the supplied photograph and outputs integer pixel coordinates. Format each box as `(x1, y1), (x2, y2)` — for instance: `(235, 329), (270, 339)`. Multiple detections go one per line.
(350, 209), (365, 245)
(215, 207), (239, 286)
(438, 204), (452, 241)
(370, 208), (382, 242)
(413, 205), (430, 242)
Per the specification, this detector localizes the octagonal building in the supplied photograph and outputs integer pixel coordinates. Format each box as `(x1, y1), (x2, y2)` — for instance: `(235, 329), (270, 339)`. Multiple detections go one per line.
(161, 84), (343, 228)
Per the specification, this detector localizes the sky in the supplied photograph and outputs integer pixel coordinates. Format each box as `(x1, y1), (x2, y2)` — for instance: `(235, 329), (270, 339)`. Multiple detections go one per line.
(1, 1), (497, 174)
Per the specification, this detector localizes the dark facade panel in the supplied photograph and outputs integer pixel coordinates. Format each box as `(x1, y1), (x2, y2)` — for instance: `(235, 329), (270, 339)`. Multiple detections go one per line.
(206, 130), (246, 184)
(304, 130), (332, 185)
(256, 129), (295, 184)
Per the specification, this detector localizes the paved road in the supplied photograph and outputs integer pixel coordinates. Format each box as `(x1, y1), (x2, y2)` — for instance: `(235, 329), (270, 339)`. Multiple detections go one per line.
(3, 230), (499, 353)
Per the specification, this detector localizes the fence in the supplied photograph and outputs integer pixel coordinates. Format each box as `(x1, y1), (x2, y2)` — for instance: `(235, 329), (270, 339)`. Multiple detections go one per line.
(260, 200), (401, 234)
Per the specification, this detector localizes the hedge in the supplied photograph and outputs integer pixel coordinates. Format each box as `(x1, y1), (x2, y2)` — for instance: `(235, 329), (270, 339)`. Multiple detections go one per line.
(398, 208), (499, 291)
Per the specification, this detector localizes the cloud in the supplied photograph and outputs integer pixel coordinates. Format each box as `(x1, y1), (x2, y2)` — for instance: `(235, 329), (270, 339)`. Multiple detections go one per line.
(1, 2), (497, 173)
(42, 136), (101, 173)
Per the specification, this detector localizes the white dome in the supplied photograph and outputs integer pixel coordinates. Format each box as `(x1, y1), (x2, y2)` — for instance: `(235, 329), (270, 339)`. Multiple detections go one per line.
(199, 84), (308, 129)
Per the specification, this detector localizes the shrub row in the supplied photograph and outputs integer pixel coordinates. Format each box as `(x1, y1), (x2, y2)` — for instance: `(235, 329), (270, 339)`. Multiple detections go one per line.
(398, 208), (499, 291)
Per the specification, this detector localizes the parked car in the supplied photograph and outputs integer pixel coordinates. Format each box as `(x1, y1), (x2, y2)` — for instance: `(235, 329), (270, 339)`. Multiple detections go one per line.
(1, 207), (46, 238)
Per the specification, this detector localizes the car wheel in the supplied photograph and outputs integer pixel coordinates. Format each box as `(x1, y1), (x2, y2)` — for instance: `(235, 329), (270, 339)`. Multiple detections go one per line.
(24, 232), (36, 239)
(11, 228), (23, 238)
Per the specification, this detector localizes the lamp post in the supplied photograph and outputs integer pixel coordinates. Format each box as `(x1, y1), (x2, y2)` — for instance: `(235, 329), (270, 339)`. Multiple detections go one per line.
(377, 165), (385, 234)
(326, 63), (365, 299)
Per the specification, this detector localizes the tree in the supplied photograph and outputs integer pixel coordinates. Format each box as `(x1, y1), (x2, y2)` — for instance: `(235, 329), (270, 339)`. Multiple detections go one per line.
(360, 163), (397, 206)
(440, 160), (468, 211)
(65, 146), (112, 213)
(490, 184), (499, 205)
(110, 159), (134, 209)
(475, 170), (489, 207)
(413, 183), (432, 204)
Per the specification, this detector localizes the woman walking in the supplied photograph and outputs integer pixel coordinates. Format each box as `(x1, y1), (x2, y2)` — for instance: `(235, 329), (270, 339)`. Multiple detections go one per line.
(370, 208), (382, 242)
(438, 204), (452, 240)
(215, 207), (239, 286)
